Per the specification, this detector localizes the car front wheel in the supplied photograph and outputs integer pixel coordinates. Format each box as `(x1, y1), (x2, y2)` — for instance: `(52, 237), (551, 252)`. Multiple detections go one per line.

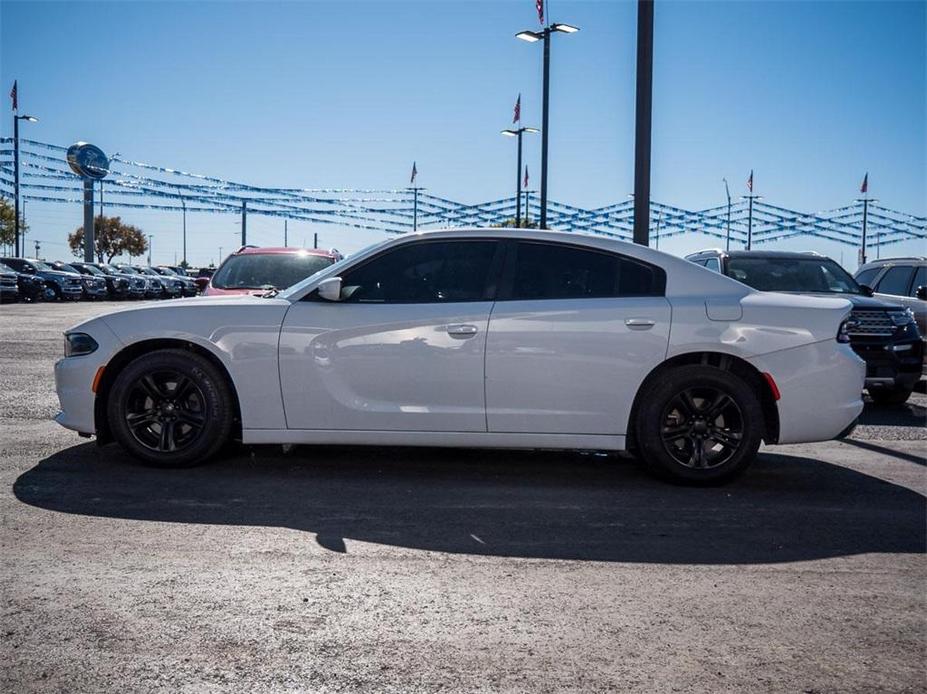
(107, 348), (234, 467)
(868, 386), (913, 406)
(635, 365), (764, 485)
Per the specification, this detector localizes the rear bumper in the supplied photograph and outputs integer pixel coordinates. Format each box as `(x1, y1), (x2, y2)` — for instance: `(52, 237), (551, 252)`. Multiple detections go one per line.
(748, 340), (865, 445)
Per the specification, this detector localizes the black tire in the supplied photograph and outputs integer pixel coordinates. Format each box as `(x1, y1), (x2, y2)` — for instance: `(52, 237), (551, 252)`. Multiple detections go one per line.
(49, 283), (62, 301)
(635, 365), (764, 485)
(868, 386), (913, 406)
(107, 348), (234, 467)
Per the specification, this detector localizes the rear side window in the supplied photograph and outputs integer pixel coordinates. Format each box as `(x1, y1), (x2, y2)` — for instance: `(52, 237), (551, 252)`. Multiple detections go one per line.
(909, 267), (925, 297)
(875, 266), (915, 296)
(339, 241), (499, 303)
(506, 242), (664, 300)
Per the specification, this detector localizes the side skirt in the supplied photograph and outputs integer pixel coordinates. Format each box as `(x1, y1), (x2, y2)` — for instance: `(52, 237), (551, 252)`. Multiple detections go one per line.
(242, 429), (626, 451)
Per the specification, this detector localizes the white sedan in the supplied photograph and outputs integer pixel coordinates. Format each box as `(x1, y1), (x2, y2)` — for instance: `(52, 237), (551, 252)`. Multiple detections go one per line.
(55, 229), (865, 484)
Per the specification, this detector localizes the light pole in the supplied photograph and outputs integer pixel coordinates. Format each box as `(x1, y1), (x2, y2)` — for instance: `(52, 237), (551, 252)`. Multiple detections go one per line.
(516, 22), (579, 230)
(147, 234), (153, 265)
(857, 195), (877, 265)
(172, 185), (187, 267)
(13, 111), (39, 257)
(241, 200), (247, 246)
(632, 0), (654, 246)
(502, 126), (539, 228)
(722, 178), (732, 251)
(284, 219), (288, 247)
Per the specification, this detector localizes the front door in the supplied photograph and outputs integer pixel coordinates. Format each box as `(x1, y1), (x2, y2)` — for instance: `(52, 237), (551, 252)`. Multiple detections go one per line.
(279, 239), (501, 432)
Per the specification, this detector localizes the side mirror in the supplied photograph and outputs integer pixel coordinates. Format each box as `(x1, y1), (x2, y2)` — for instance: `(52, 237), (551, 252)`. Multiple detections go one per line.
(860, 284), (874, 297)
(316, 276), (343, 302)
(916, 285), (927, 301)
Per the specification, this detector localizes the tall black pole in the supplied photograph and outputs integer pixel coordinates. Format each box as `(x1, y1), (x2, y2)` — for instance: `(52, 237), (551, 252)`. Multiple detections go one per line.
(747, 195), (754, 250)
(723, 178), (731, 251)
(540, 30), (551, 229)
(632, 0), (654, 246)
(860, 197), (869, 265)
(83, 179), (95, 263)
(284, 219), (288, 247)
(414, 187), (419, 231)
(181, 196), (187, 267)
(13, 115), (21, 257)
(241, 200), (247, 246)
(516, 130), (523, 228)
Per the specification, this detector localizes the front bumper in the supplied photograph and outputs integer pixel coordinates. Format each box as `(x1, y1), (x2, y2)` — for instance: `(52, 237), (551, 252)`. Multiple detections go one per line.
(852, 333), (924, 391)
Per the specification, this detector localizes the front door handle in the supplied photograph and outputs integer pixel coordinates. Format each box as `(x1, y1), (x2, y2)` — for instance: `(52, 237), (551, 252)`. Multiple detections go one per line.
(625, 318), (656, 330)
(446, 324), (479, 338)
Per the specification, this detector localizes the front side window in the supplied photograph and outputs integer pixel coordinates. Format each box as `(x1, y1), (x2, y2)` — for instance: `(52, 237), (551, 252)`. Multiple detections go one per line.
(704, 257), (721, 273)
(909, 267), (925, 297)
(875, 266), (915, 296)
(339, 241), (498, 303)
(507, 242), (664, 300)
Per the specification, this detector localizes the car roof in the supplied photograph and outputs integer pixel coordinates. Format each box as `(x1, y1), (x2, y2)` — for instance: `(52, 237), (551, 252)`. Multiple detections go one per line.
(687, 249), (828, 260)
(234, 246), (337, 257)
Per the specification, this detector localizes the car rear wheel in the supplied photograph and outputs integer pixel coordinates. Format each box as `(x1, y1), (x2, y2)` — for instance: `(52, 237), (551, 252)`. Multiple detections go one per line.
(635, 365), (763, 485)
(108, 349), (233, 467)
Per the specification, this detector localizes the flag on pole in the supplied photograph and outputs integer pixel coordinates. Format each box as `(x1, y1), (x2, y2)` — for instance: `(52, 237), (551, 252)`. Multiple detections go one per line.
(524, 165), (529, 188)
(513, 94), (521, 124)
(410, 161), (417, 184)
(747, 170), (753, 192)
(9, 80), (17, 111)
(536, 0), (544, 25)
(860, 173), (868, 194)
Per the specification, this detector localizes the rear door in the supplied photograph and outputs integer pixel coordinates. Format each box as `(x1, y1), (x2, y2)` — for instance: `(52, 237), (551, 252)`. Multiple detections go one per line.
(485, 241), (671, 435)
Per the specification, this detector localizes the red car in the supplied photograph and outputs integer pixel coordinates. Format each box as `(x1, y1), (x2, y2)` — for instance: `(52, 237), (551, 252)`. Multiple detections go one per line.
(204, 246), (342, 296)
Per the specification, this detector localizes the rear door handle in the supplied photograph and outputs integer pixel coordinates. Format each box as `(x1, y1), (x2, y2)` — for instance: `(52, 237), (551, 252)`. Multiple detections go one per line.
(446, 324), (479, 338)
(625, 318), (656, 330)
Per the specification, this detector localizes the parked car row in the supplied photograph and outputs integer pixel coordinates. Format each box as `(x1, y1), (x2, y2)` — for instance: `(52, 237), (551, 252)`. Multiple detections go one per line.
(0, 257), (208, 303)
(685, 250), (925, 404)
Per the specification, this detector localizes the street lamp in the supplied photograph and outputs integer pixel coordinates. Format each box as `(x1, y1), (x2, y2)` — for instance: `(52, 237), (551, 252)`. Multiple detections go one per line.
(147, 234), (153, 266)
(516, 22), (579, 229)
(13, 113), (39, 257)
(173, 185), (187, 267)
(501, 126), (539, 228)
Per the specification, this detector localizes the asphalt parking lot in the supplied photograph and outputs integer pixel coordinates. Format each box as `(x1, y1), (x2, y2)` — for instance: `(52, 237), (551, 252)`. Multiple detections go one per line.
(1, 301), (925, 693)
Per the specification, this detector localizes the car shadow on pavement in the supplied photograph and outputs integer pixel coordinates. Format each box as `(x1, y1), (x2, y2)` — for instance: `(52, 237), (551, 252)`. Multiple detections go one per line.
(13, 442), (926, 564)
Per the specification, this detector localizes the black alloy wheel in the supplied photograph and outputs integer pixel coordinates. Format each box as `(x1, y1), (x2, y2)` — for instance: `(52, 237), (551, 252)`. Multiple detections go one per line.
(108, 349), (233, 467)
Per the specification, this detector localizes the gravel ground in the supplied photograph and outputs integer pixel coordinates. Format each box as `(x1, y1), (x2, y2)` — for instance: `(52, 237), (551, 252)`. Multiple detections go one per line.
(1, 301), (925, 693)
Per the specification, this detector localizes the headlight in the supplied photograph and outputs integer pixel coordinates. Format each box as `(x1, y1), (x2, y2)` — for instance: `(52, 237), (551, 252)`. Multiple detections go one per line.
(887, 308), (915, 327)
(64, 332), (99, 357)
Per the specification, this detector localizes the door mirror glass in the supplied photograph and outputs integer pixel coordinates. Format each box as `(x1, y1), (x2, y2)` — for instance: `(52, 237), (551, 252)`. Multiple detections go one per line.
(859, 284), (874, 297)
(916, 285), (927, 301)
(316, 276), (343, 302)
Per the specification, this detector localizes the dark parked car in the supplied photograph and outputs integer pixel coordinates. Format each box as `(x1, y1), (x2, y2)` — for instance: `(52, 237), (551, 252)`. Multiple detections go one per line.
(113, 264), (165, 299)
(49, 261), (109, 300)
(154, 266), (197, 296)
(133, 265), (183, 298)
(686, 249), (923, 405)
(193, 267), (215, 293)
(0, 261), (44, 302)
(0, 262), (20, 302)
(88, 263), (148, 299)
(855, 257), (926, 376)
(70, 261), (133, 300)
(0, 257), (84, 301)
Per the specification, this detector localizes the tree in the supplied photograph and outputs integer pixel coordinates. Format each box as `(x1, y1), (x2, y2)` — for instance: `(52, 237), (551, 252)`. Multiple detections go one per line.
(495, 217), (538, 229)
(0, 196), (28, 248)
(69, 215), (148, 263)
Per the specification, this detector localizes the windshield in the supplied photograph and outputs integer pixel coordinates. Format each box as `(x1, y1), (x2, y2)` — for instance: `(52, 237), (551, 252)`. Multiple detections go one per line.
(56, 263), (80, 274)
(98, 265), (120, 275)
(0, 262), (15, 273)
(117, 266), (140, 275)
(76, 264), (104, 276)
(212, 252), (336, 290)
(32, 260), (53, 271)
(727, 257), (861, 294)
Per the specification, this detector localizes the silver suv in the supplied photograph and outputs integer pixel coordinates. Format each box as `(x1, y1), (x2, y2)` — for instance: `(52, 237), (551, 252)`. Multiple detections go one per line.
(854, 258), (926, 337)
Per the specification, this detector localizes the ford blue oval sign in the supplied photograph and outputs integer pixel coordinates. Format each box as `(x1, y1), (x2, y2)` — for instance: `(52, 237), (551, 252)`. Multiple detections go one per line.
(66, 142), (110, 180)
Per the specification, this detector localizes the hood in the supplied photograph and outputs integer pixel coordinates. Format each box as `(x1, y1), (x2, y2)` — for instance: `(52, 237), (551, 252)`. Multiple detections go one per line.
(796, 292), (905, 311)
(39, 269), (82, 280)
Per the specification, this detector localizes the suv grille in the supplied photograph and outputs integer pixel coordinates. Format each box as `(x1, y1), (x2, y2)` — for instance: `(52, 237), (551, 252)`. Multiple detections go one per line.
(849, 309), (894, 337)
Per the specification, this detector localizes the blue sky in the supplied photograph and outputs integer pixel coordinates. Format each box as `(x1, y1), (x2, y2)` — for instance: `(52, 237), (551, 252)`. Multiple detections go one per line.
(1, 0), (924, 266)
